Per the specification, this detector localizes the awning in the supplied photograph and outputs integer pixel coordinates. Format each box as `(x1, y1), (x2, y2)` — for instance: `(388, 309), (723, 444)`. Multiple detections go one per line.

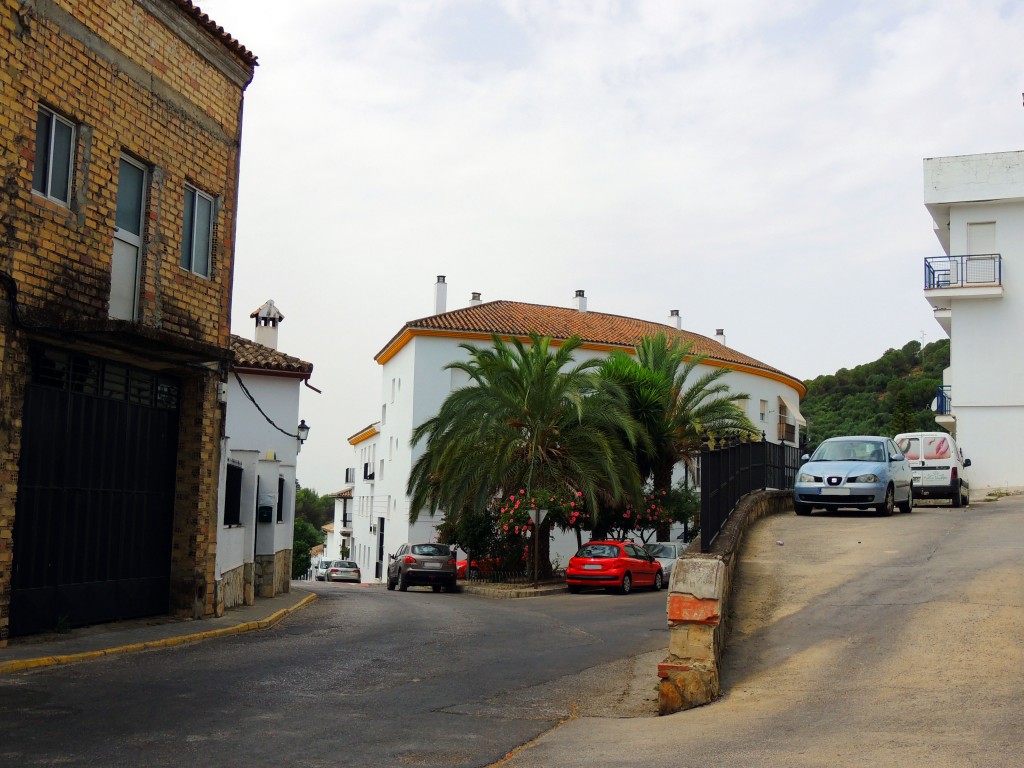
(779, 394), (806, 426)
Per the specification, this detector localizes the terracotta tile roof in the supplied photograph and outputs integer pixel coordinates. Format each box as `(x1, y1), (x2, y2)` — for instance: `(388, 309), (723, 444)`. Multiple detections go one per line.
(311, 544), (325, 557)
(230, 335), (313, 376)
(176, 1), (258, 67)
(321, 522), (334, 533)
(376, 300), (804, 393)
(330, 488), (354, 499)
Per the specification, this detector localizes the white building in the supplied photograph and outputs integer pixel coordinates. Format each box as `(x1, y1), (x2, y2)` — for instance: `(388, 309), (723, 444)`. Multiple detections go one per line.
(923, 150), (1024, 492)
(346, 280), (807, 582)
(324, 488), (353, 561)
(215, 300), (315, 612)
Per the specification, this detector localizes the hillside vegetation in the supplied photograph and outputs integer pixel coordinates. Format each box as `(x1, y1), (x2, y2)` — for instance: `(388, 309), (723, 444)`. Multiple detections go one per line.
(801, 339), (950, 447)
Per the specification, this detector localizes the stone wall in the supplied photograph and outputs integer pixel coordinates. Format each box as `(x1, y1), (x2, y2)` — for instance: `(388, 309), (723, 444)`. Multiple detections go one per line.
(657, 489), (792, 714)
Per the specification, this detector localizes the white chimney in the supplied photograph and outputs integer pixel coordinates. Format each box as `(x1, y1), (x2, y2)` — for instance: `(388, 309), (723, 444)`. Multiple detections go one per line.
(434, 275), (447, 315)
(715, 328), (726, 346)
(669, 309), (681, 330)
(469, 292), (482, 306)
(252, 299), (284, 350)
(574, 289), (587, 312)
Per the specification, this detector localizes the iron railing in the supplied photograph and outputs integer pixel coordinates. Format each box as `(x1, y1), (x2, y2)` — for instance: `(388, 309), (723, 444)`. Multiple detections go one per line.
(924, 254), (1001, 290)
(935, 385), (952, 415)
(699, 436), (802, 553)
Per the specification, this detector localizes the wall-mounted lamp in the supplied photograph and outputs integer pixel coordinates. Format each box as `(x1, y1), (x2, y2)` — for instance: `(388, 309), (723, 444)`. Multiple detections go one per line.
(297, 419), (310, 444)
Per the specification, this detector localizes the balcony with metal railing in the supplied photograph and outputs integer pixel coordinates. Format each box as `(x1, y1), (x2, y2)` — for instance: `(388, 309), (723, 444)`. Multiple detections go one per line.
(924, 254), (1002, 310)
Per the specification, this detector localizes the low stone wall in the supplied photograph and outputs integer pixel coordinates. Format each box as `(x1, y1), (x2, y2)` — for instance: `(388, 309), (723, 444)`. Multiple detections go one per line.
(657, 489), (792, 715)
(217, 563), (253, 614)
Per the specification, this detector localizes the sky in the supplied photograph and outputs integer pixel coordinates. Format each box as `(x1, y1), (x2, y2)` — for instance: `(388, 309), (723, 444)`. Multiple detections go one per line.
(196, 0), (1024, 493)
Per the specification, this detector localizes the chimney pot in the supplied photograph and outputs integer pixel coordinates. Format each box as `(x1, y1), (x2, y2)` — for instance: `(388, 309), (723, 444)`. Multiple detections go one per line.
(715, 328), (726, 346)
(470, 292), (482, 306)
(669, 309), (681, 330)
(252, 299), (284, 350)
(574, 290), (587, 312)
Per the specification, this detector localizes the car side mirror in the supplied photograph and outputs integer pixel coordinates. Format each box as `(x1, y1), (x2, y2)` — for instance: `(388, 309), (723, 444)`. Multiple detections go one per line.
(801, 453), (810, 461)
(963, 458), (972, 468)
(388, 553), (395, 560)
(892, 452), (905, 462)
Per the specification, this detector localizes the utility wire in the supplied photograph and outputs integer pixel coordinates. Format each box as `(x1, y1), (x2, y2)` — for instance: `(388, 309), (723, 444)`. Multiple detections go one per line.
(232, 369), (301, 439)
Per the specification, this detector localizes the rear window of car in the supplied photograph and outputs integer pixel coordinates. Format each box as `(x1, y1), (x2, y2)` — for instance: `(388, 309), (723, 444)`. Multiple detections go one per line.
(337, 561), (357, 568)
(575, 544), (620, 558)
(410, 544), (450, 556)
(646, 543), (677, 558)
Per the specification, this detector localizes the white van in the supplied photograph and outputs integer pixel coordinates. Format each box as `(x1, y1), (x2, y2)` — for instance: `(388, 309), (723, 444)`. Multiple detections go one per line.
(894, 432), (971, 507)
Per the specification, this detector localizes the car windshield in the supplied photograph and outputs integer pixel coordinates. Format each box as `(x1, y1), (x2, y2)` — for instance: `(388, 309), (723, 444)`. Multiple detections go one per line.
(810, 439), (885, 463)
(410, 544), (449, 557)
(575, 544), (620, 559)
(646, 543), (677, 558)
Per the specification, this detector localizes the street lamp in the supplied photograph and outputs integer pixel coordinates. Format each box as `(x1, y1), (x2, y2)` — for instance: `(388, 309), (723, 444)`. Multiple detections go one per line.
(297, 419), (310, 443)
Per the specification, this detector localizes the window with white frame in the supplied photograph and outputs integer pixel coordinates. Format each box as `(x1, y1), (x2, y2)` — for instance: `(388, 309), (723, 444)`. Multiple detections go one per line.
(759, 399), (768, 422)
(32, 106), (75, 205)
(181, 184), (214, 277)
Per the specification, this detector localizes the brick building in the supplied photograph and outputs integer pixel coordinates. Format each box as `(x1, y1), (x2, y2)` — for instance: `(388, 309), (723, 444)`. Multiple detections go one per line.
(0, 0), (256, 645)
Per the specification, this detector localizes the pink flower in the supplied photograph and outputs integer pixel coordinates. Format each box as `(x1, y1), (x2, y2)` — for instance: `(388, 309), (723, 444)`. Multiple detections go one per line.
(503, 524), (509, 531)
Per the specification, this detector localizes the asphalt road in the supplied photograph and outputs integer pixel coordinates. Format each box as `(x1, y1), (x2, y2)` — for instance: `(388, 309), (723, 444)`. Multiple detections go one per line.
(0, 581), (668, 767)
(501, 497), (1024, 767)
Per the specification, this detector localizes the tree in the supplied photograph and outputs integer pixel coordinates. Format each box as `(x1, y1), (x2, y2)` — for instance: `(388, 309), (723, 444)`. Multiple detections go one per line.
(890, 389), (916, 435)
(295, 486), (333, 529)
(292, 519), (324, 578)
(601, 333), (756, 537)
(407, 332), (643, 581)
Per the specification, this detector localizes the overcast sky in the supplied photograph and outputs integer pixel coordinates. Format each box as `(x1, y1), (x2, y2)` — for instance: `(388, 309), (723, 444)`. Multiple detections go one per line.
(197, 0), (1024, 493)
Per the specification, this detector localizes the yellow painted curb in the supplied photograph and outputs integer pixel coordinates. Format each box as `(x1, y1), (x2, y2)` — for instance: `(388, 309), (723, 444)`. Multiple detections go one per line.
(0, 591), (317, 674)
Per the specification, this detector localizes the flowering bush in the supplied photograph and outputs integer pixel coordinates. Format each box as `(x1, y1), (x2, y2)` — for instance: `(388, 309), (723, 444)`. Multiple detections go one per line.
(497, 487), (588, 537)
(605, 489), (674, 541)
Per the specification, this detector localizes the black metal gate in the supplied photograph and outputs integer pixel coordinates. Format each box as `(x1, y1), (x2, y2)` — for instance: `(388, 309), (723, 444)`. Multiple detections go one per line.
(10, 348), (180, 636)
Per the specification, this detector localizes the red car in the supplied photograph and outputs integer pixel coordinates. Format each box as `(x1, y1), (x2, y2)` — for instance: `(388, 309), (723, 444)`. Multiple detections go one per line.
(565, 540), (664, 594)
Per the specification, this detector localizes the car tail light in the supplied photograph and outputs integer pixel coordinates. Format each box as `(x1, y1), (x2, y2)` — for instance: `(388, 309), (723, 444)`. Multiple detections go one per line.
(951, 467), (958, 480)
(403, 556), (416, 564)
(447, 558), (456, 566)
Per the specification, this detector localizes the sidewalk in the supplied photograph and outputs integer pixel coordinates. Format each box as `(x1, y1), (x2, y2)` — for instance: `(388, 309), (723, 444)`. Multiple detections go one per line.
(0, 588), (316, 674)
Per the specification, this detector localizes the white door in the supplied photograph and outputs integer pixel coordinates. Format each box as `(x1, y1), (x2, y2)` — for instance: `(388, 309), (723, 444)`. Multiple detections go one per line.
(110, 156), (146, 321)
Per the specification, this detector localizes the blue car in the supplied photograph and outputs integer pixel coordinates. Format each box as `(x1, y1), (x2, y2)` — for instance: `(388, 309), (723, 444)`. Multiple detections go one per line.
(793, 436), (913, 516)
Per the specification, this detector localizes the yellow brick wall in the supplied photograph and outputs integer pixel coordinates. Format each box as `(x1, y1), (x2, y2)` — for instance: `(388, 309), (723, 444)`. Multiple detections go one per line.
(0, 0), (255, 645)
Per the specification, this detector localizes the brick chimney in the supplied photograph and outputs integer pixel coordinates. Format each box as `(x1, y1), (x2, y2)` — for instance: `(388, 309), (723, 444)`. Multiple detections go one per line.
(251, 299), (283, 350)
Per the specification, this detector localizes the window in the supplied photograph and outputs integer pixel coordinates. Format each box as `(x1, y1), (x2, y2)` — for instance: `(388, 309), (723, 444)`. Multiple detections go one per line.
(111, 155), (147, 320)
(32, 106), (75, 205)
(181, 184), (214, 277)
(277, 476), (285, 523)
(224, 463), (243, 526)
(759, 400), (768, 422)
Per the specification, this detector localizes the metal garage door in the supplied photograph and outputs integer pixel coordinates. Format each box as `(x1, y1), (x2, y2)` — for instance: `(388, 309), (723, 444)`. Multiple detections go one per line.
(10, 348), (180, 636)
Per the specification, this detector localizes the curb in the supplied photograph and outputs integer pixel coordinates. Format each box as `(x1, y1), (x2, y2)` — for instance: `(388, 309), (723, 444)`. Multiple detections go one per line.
(461, 584), (567, 599)
(0, 592), (318, 675)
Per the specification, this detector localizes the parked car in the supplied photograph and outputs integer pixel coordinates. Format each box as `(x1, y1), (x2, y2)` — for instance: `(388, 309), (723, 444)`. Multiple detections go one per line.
(314, 559), (332, 581)
(565, 540), (664, 594)
(386, 543), (458, 592)
(793, 435), (913, 516)
(645, 542), (683, 579)
(894, 431), (971, 507)
(324, 560), (361, 583)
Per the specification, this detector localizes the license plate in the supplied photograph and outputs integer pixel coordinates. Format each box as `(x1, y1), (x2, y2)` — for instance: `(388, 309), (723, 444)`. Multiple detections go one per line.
(583, 564), (601, 570)
(819, 487), (850, 496)
(423, 562), (441, 569)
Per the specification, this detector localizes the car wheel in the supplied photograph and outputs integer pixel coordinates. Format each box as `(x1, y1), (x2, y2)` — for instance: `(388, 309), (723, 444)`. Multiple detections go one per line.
(952, 483), (963, 508)
(963, 488), (970, 506)
(794, 502), (812, 516)
(445, 579), (458, 593)
(619, 572), (632, 595)
(386, 577), (395, 591)
(432, 585), (442, 593)
(468, 567), (480, 580)
(878, 485), (895, 516)
(653, 571), (663, 591)
(898, 484), (914, 514)
(567, 585), (581, 594)
(399, 573), (409, 592)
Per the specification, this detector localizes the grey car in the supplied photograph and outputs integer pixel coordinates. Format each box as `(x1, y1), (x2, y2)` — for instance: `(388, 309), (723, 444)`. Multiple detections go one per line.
(314, 559), (332, 581)
(386, 543), (458, 593)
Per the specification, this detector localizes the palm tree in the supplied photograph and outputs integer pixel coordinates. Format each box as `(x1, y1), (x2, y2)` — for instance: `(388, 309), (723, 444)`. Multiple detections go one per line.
(602, 331), (757, 506)
(407, 332), (643, 577)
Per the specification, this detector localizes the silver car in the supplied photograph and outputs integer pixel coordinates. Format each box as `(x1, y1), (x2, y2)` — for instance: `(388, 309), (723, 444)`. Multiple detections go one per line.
(386, 543), (458, 593)
(314, 559), (332, 581)
(645, 542), (684, 579)
(324, 560), (361, 583)
(794, 435), (913, 516)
